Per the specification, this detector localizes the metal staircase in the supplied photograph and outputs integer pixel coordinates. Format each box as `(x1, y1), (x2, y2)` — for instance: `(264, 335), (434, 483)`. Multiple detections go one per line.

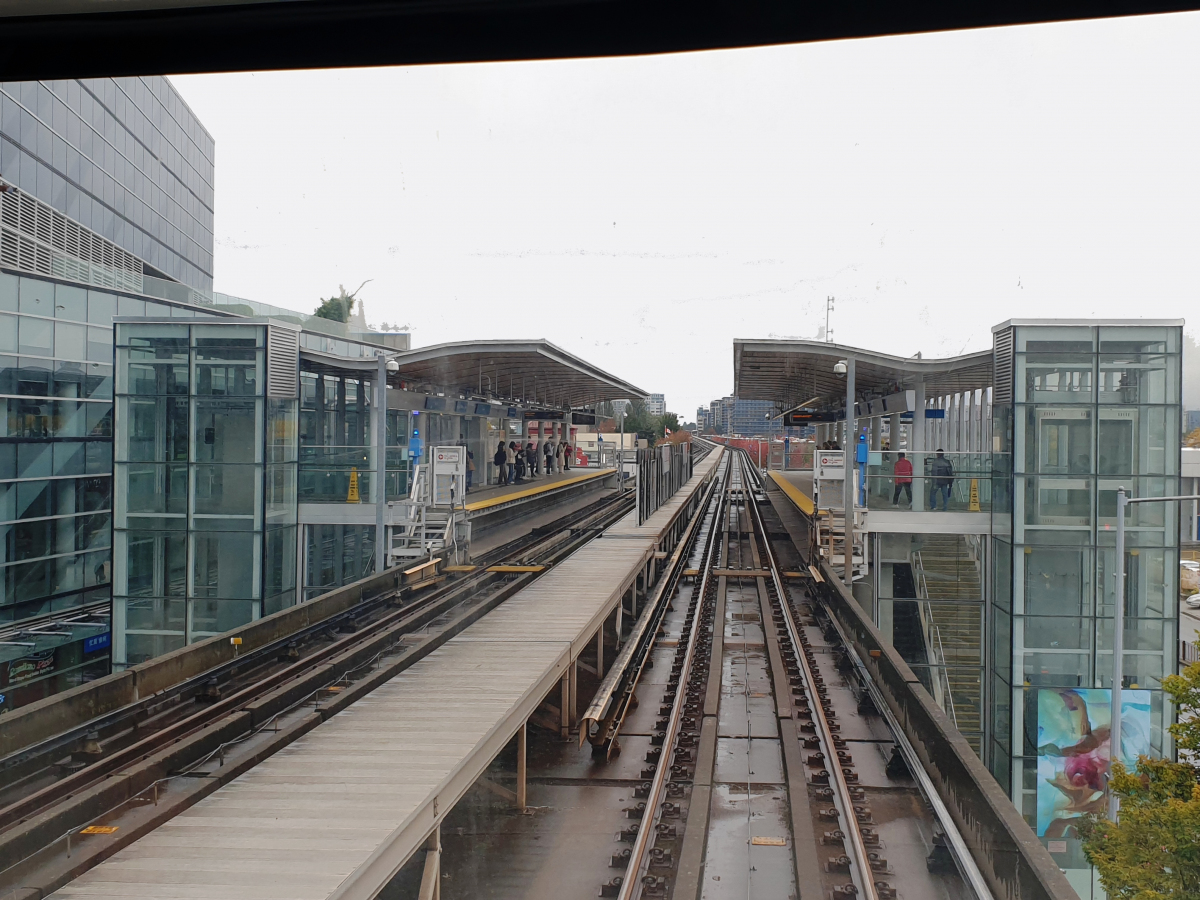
(386, 464), (468, 564)
(910, 535), (984, 738)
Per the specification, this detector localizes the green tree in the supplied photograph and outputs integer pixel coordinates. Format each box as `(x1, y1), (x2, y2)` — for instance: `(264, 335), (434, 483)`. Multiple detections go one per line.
(655, 412), (681, 439)
(1079, 661), (1200, 899)
(313, 281), (371, 323)
(620, 399), (657, 447)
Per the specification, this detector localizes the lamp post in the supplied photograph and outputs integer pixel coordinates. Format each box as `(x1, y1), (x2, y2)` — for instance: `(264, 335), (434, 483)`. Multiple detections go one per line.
(1109, 487), (1200, 819)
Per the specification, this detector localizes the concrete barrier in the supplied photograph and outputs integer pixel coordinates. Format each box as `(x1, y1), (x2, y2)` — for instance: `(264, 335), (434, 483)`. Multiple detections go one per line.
(817, 563), (1079, 900)
(0, 563), (411, 760)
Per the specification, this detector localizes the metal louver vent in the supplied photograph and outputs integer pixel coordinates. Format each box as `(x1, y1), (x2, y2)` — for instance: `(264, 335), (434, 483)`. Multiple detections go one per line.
(266, 326), (300, 398)
(993, 327), (1014, 404)
(0, 189), (143, 290)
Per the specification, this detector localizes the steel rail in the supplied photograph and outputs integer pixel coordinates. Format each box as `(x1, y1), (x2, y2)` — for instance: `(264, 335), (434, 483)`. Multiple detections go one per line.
(809, 569), (993, 900)
(0, 490), (635, 836)
(580, 465), (722, 752)
(750, 459), (994, 900)
(740, 451), (878, 900)
(616, 454), (730, 900)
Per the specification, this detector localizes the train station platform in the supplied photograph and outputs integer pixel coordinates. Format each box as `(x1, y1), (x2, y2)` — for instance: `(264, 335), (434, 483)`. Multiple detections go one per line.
(767, 469), (814, 515)
(463, 467), (615, 517)
(50, 450), (722, 900)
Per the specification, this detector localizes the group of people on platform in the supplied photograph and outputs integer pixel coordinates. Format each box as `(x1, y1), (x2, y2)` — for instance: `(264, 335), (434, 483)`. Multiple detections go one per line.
(493, 438), (574, 486)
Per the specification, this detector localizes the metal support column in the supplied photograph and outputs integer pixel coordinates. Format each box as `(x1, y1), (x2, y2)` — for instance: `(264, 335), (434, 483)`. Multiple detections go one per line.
(560, 671), (570, 739)
(913, 379), (926, 512)
(569, 659), (578, 726)
(375, 354), (387, 573)
(843, 357), (856, 586)
(418, 826), (441, 900)
(516, 722), (527, 811)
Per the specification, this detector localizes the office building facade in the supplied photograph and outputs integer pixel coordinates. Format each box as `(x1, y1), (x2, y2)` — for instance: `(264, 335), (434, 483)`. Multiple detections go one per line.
(646, 393), (665, 416)
(0, 76), (214, 710)
(1, 78), (214, 293)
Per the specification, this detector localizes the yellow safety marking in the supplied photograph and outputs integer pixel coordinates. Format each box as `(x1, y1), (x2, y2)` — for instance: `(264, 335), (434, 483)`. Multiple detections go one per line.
(463, 469), (615, 512)
(443, 565), (478, 572)
(751, 836), (787, 846)
(767, 470), (814, 516)
(80, 826), (119, 835)
(969, 477), (981, 512)
(346, 467), (360, 503)
(486, 565), (546, 573)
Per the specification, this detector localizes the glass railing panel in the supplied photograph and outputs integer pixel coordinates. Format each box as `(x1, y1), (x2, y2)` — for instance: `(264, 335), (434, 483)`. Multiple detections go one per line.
(865, 451), (995, 512)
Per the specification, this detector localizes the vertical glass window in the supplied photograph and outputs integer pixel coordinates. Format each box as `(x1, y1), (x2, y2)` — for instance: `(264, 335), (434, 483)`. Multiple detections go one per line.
(18, 316), (53, 356)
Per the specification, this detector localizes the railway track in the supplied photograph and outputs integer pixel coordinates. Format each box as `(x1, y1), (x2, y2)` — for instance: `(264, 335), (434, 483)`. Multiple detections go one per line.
(0, 487), (634, 897)
(593, 447), (990, 900)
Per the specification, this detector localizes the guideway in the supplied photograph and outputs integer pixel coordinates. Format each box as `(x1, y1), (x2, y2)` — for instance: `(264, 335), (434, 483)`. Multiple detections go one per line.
(39, 451), (722, 900)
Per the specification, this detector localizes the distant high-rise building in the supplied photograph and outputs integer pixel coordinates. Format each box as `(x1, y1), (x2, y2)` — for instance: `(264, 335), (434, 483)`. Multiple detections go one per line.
(646, 393), (665, 416)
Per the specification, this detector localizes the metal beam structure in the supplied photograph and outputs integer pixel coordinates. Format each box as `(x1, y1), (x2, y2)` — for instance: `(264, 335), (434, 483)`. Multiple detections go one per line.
(734, 338), (993, 412)
(387, 339), (646, 407)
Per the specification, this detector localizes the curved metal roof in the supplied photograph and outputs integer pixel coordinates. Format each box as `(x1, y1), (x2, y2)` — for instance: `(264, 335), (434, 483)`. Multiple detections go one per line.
(733, 338), (993, 408)
(389, 339), (645, 408)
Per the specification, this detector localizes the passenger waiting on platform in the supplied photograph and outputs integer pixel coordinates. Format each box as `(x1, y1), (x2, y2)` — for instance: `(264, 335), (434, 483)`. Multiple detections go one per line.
(526, 442), (538, 477)
(562, 441), (572, 471)
(505, 441), (517, 484)
(494, 441), (508, 486)
(891, 452), (912, 506)
(512, 442), (526, 482)
(544, 439), (555, 474)
(555, 440), (565, 473)
(465, 449), (475, 492)
(930, 449), (954, 510)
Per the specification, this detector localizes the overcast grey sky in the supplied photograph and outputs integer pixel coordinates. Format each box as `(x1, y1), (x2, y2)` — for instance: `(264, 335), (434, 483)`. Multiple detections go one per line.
(173, 12), (1199, 418)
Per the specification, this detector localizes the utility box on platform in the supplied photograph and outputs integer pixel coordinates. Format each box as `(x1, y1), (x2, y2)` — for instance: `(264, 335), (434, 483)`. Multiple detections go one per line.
(432, 446), (467, 506)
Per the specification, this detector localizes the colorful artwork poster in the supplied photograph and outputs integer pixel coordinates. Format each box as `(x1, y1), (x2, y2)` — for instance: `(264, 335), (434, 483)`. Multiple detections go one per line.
(1037, 688), (1151, 838)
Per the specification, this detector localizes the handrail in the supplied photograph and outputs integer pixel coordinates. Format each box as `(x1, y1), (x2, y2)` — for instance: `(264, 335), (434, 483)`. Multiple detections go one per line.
(933, 624), (958, 728)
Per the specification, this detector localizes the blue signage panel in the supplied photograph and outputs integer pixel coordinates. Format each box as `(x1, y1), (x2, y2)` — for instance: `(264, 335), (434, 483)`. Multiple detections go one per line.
(84, 632), (111, 653)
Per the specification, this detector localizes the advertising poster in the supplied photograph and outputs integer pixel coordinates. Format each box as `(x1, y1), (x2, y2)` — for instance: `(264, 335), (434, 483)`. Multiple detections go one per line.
(1037, 688), (1151, 838)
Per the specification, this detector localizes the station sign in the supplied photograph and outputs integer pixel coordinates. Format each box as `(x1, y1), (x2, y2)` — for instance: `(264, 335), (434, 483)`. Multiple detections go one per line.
(523, 409), (566, 420)
(571, 412), (596, 426)
(84, 632), (111, 653)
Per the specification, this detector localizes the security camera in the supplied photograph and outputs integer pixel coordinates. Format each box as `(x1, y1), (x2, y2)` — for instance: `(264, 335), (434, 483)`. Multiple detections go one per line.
(833, 360), (848, 376)
(386, 359), (400, 373)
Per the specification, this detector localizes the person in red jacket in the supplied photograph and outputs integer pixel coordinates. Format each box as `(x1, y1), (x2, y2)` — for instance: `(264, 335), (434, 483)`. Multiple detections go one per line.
(892, 452), (913, 506)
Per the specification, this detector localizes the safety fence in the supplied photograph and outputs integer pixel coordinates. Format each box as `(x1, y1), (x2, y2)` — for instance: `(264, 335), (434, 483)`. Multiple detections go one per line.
(636, 441), (694, 525)
(706, 435), (814, 470)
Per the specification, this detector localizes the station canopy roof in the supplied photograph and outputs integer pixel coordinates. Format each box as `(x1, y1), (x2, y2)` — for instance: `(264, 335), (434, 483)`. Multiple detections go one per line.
(388, 339), (646, 408)
(733, 338), (994, 410)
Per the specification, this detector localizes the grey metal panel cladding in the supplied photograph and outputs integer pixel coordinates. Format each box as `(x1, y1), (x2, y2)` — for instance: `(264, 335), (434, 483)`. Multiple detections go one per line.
(267, 325), (299, 398)
(992, 327), (1014, 404)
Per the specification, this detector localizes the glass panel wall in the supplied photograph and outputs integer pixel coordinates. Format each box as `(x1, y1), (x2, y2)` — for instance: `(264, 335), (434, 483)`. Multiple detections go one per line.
(113, 321), (296, 667)
(990, 323), (1181, 897)
(298, 367), (376, 503)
